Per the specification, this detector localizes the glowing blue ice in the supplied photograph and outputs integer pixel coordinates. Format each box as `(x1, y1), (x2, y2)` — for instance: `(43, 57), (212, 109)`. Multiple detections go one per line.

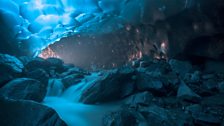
(0, 0), (192, 56)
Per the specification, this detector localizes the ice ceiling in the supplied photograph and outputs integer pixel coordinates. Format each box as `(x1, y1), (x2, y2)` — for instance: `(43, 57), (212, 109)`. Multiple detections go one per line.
(0, 0), (194, 56)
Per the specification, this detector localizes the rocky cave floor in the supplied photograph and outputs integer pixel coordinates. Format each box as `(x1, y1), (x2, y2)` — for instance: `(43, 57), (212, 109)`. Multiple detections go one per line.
(0, 53), (224, 126)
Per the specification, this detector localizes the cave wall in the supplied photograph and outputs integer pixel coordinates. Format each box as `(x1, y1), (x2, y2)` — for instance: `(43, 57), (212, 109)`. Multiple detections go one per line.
(47, 0), (224, 69)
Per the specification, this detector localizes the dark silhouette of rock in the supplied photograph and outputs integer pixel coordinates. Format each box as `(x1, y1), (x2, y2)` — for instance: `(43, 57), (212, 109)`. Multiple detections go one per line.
(0, 54), (24, 87)
(46, 58), (64, 67)
(169, 59), (192, 76)
(0, 78), (46, 102)
(140, 105), (174, 126)
(177, 81), (201, 103)
(103, 109), (140, 126)
(201, 94), (224, 107)
(136, 73), (165, 95)
(0, 54), (24, 73)
(61, 74), (84, 89)
(218, 81), (224, 93)
(186, 104), (223, 126)
(25, 57), (50, 71)
(79, 67), (135, 104)
(0, 98), (67, 126)
(125, 91), (153, 107)
(25, 68), (50, 84)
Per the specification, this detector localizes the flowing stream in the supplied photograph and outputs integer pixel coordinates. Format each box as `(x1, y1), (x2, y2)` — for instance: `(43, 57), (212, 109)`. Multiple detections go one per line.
(42, 73), (122, 126)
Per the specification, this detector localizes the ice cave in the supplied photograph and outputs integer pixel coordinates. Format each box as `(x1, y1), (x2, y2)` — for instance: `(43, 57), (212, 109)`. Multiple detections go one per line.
(0, 0), (224, 126)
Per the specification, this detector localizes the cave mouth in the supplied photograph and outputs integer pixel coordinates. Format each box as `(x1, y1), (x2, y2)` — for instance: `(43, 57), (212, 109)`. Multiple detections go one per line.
(38, 25), (168, 70)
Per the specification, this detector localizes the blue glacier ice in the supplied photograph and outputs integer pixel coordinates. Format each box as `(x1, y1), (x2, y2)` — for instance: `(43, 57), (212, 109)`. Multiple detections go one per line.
(0, 0), (192, 56)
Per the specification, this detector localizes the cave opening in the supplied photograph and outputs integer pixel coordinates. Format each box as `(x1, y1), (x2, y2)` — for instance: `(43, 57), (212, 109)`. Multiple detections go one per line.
(39, 24), (168, 70)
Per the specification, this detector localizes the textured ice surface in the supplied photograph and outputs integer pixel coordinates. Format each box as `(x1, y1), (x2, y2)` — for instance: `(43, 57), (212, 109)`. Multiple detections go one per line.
(0, 0), (191, 56)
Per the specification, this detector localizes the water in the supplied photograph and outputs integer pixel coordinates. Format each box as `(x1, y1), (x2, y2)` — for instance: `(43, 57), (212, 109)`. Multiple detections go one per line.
(43, 73), (122, 126)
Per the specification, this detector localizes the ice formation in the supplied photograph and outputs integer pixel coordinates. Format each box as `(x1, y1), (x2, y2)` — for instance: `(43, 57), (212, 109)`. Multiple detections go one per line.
(0, 0), (192, 56)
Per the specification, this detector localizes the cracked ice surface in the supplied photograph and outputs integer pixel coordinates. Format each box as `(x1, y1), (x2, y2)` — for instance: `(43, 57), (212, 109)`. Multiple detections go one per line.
(0, 0), (192, 56)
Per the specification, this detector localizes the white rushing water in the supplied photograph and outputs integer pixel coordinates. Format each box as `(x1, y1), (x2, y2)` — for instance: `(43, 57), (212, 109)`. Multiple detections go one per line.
(42, 73), (122, 126)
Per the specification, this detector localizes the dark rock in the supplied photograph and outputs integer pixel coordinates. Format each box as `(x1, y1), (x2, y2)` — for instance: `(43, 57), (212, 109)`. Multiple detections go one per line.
(140, 105), (174, 126)
(0, 78), (46, 102)
(169, 109), (194, 126)
(186, 104), (222, 126)
(25, 57), (49, 71)
(143, 60), (171, 75)
(140, 61), (151, 68)
(201, 94), (224, 107)
(46, 58), (66, 73)
(192, 112), (222, 125)
(132, 60), (140, 68)
(60, 67), (89, 77)
(25, 68), (49, 84)
(136, 73), (165, 95)
(103, 109), (144, 126)
(0, 98), (67, 126)
(169, 59), (192, 76)
(79, 67), (135, 104)
(204, 60), (224, 73)
(218, 81), (224, 93)
(177, 81), (201, 103)
(61, 74), (84, 89)
(0, 53), (24, 73)
(25, 57), (66, 74)
(46, 58), (64, 67)
(162, 97), (181, 108)
(0, 74), (13, 88)
(163, 72), (179, 86)
(202, 79), (218, 91)
(202, 74), (216, 80)
(0, 54), (24, 87)
(189, 71), (201, 83)
(125, 91), (153, 107)
(18, 56), (33, 66)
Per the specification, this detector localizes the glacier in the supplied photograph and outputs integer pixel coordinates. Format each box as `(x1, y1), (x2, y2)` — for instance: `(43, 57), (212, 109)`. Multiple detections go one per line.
(0, 0), (192, 56)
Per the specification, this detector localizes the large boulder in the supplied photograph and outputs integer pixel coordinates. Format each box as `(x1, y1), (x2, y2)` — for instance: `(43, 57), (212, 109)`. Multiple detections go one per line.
(218, 81), (224, 93)
(25, 68), (50, 84)
(169, 59), (192, 76)
(136, 73), (165, 95)
(140, 105), (174, 126)
(79, 67), (136, 104)
(0, 98), (67, 126)
(125, 91), (153, 107)
(61, 73), (84, 89)
(186, 104), (223, 126)
(0, 78), (47, 102)
(24, 57), (50, 71)
(0, 53), (24, 73)
(177, 81), (201, 103)
(24, 57), (66, 77)
(103, 109), (144, 126)
(0, 54), (24, 87)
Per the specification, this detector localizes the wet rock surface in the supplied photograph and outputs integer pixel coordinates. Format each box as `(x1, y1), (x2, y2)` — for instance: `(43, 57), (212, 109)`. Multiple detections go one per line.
(0, 78), (46, 102)
(79, 67), (136, 104)
(0, 53), (224, 126)
(0, 97), (67, 126)
(0, 54), (24, 87)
